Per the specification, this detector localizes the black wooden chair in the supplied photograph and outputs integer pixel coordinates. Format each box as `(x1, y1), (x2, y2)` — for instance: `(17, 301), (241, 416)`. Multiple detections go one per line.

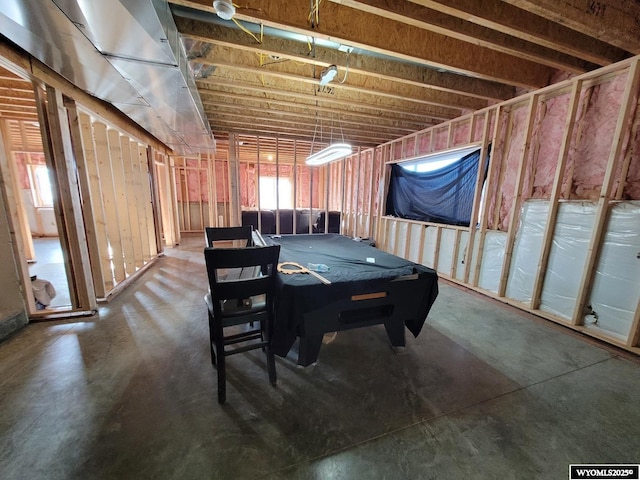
(205, 225), (254, 248)
(204, 244), (281, 404)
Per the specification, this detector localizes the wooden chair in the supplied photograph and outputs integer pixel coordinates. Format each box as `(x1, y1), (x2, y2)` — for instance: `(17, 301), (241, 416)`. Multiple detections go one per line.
(204, 244), (281, 404)
(205, 226), (254, 248)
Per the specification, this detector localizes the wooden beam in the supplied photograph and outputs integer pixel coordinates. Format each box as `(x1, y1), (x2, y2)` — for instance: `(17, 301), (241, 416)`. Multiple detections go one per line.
(195, 43), (487, 112)
(498, 94), (539, 297)
(628, 297), (640, 348)
(464, 111), (491, 283)
(124, 138), (146, 268)
(67, 108), (110, 298)
(136, 143), (157, 259)
(502, 0), (640, 55)
(0, 120), (36, 310)
(198, 79), (441, 123)
(472, 106), (502, 287)
(408, 0), (628, 65)
(108, 130), (136, 276)
(41, 87), (96, 310)
(176, 19), (513, 101)
(171, 0), (553, 88)
(93, 121), (126, 286)
(331, 0), (597, 72)
(202, 99), (419, 135)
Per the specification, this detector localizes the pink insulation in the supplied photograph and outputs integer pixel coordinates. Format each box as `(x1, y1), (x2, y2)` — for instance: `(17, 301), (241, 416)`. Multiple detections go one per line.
(344, 158), (354, 213)
(472, 116), (486, 143)
(529, 93), (570, 198)
(350, 157), (358, 212)
(295, 164), (320, 208)
(357, 151), (373, 214)
(497, 105), (530, 231)
(404, 136), (416, 157)
(215, 160), (229, 203)
(624, 113), (640, 199)
(14, 152), (46, 190)
(432, 127), (448, 150)
(418, 132), (431, 153)
(328, 161), (342, 210)
(14, 153), (30, 189)
(451, 122), (471, 146)
(372, 148), (383, 216)
(486, 110), (510, 230)
(240, 163), (255, 207)
(568, 74), (626, 199)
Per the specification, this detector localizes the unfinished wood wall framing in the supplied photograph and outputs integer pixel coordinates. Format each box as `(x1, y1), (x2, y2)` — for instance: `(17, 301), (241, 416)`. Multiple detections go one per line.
(172, 152), (227, 230)
(172, 136), (385, 237)
(377, 57), (640, 355)
(74, 109), (159, 300)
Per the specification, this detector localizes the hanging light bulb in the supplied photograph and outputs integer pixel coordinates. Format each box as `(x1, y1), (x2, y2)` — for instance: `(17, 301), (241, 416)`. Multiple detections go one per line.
(319, 65), (338, 86)
(213, 0), (235, 20)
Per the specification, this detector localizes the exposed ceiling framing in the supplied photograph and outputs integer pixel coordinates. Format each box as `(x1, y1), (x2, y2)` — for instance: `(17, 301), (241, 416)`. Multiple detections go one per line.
(1, 1), (639, 154)
(168, 0), (638, 148)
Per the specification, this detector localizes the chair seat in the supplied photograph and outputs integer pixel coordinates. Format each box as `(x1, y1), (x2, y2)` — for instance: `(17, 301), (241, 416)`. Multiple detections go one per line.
(205, 292), (267, 317)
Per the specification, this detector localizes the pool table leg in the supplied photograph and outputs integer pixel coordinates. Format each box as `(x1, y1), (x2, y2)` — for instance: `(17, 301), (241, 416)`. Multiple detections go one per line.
(384, 319), (406, 347)
(297, 334), (324, 367)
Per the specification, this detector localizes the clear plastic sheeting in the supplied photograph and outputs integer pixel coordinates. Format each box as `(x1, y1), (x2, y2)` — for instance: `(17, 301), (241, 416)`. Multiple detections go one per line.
(477, 231), (507, 294)
(506, 201), (550, 303)
(396, 221), (409, 258)
(540, 202), (596, 320)
(438, 229), (456, 276)
(385, 220), (397, 255)
(407, 224), (423, 264)
(455, 231), (469, 281)
(585, 201), (640, 340)
(421, 226), (438, 268)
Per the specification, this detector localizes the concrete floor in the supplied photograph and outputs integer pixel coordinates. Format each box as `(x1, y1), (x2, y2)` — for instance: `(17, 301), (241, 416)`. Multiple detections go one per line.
(1, 233), (639, 479)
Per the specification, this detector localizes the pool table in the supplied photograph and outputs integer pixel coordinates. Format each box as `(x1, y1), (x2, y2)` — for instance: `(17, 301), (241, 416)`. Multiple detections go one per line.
(260, 233), (439, 366)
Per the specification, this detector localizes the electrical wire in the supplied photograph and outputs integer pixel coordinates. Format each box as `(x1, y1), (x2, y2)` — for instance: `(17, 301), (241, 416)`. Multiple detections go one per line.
(338, 50), (350, 84)
(308, 0), (322, 27)
(231, 17), (262, 44)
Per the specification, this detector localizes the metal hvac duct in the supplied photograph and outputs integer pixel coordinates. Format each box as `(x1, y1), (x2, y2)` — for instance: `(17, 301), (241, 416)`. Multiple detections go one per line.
(0, 0), (215, 153)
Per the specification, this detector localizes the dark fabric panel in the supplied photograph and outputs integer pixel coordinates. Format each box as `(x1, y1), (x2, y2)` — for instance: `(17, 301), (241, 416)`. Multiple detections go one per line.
(385, 149), (488, 226)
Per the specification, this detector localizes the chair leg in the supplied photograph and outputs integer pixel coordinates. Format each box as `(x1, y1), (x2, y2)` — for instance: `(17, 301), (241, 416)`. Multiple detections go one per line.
(214, 321), (226, 404)
(266, 347), (277, 387)
(217, 349), (226, 404)
(265, 315), (277, 386)
(208, 312), (217, 368)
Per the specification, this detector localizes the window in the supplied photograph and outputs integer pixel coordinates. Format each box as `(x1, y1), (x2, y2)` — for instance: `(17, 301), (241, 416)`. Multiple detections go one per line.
(400, 145), (480, 173)
(386, 146), (487, 226)
(259, 177), (292, 209)
(29, 164), (53, 208)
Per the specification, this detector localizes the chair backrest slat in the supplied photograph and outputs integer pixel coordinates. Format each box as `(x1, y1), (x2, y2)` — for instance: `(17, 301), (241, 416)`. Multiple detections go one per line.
(204, 245), (280, 304)
(205, 226), (254, 247)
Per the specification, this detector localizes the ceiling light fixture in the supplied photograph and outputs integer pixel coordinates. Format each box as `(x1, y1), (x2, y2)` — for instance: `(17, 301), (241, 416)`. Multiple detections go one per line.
(319, 65), (338, 86)
(306, 143), (352, 166)
(213, 0), (235, 20)
(306, 107), (351, 166)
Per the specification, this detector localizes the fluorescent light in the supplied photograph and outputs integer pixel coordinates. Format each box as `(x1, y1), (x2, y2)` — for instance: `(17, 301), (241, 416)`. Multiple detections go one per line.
(306, 143), (352, 165)
(319, 65), (338, 86)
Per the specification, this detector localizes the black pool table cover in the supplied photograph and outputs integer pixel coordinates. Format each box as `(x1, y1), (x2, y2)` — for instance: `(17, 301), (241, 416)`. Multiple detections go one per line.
(263, 234), (439, 365)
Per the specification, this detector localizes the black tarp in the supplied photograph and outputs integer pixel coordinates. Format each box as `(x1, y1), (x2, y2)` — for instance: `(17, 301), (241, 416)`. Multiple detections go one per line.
(385, 148), (488, 226)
